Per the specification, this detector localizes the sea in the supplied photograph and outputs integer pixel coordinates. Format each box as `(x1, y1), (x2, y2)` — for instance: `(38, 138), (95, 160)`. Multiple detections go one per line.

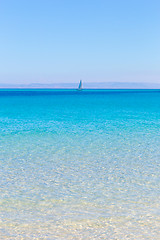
(0, 89), (160, 239)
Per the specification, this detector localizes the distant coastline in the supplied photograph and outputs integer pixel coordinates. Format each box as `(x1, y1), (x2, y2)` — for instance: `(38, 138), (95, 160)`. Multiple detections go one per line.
(0, 82), (160, 89)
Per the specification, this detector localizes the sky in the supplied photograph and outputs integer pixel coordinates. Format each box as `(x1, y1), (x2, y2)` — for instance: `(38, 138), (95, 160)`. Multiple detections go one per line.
(0, 0), (159, 84)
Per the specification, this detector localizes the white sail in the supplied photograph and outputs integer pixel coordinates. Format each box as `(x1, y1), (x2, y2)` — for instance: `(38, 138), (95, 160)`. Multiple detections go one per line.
(78, 80), (82, 90)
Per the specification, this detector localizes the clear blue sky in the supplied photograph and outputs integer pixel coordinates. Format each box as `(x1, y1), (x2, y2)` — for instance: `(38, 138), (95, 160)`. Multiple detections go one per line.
(0, 0), (159, 84)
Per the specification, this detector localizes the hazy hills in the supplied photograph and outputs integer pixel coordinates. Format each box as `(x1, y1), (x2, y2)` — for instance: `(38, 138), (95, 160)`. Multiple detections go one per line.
(0, 82), (160, 89)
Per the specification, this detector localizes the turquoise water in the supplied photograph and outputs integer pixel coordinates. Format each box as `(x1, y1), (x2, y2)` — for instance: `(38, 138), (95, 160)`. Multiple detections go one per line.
(0, 89), (160, 239)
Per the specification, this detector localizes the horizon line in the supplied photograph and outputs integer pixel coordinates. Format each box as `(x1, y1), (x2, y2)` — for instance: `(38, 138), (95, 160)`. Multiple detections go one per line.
(0, 81), (160, 89)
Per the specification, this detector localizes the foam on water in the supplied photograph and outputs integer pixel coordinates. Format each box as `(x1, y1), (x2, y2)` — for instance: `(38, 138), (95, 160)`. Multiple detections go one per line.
(0, 89), (160, 239)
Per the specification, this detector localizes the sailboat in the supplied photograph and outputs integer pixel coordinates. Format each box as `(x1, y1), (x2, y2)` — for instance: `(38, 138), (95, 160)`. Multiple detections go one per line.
(77, 80), (83, 91)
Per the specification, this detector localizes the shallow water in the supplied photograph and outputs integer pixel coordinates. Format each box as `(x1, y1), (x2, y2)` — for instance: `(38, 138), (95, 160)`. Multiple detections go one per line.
(0, 89), (160, 239)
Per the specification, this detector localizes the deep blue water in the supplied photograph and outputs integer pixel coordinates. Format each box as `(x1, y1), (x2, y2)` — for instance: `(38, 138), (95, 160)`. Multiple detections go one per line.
(0, 89), (160, 239)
